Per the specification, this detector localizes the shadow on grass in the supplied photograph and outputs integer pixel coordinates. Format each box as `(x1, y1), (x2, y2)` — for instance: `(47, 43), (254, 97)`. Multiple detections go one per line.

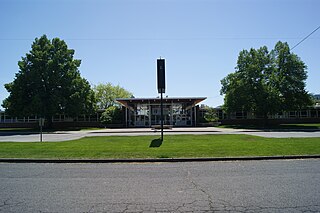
(149, 138), (162, 148)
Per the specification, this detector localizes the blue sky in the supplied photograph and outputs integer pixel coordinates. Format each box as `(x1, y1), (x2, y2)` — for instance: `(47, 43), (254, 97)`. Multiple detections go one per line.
(0, 0), (319, 110)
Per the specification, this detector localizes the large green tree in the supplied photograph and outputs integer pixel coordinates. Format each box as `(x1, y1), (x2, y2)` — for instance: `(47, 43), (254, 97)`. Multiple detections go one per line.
(2, 35), (96, 123)
(93, 82), (133, 109)
(271, 42), (312, 111)
(93, 83), (133, 125)
(220, 41), (312, 120)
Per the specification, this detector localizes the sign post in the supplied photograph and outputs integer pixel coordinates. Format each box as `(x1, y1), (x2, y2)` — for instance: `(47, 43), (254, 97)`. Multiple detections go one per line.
(39, 118), (45, 142)
(157, 58), (165, 141)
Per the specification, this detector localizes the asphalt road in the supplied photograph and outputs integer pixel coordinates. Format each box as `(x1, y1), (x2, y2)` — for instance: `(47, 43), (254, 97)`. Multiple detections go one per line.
(1, 127), (320, 142)
(0, 160), (319, 212)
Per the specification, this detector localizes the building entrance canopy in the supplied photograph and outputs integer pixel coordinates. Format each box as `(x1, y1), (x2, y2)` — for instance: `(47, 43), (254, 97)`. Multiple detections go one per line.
(116, 97), (206, 127)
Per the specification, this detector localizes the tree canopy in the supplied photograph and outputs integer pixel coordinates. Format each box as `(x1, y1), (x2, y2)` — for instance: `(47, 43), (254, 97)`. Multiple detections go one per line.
(220, 41), (312, 119)
(203, 106), (218, 123)
(93, 82), (133, 109)
(100, 105), (122, 125)
(93, 83), (133, 126)
(2, 35), (96, 120)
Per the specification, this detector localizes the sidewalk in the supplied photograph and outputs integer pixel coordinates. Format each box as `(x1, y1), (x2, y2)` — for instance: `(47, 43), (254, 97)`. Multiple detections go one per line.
(0, 127), (320, 142)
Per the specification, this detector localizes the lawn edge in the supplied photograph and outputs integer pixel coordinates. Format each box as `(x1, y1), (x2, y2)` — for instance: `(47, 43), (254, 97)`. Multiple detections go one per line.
(1, 155), (320, 163)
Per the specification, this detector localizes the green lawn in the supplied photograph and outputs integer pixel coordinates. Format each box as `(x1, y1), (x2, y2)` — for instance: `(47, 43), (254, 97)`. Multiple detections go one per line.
(218, 123), (320, 130)
(280, 123), (320, 129)
(0, 134), (320, 159)
(0, 128), (36, 132)
(0, 127), (105, 132)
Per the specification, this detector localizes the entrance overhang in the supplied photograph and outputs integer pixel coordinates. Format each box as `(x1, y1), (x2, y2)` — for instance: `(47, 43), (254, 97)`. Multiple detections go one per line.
(116, 97), (206, 108)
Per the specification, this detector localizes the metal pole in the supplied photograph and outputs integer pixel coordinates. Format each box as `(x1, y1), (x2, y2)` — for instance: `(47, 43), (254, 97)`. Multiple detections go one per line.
(160, 92), (164, 141)
(40, 120), (43, 142)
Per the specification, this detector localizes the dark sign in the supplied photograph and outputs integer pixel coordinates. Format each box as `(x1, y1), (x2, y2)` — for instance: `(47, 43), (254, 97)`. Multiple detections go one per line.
(157, 59), (165, 93)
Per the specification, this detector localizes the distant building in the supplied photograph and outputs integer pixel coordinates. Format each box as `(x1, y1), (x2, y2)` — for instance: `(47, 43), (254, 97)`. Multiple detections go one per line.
(213, 104), (320, 125)
(116, 97), (206, 127)
(313, 94), (320, 107)
(1, 94), (320, 128)
(313, 94), (320, 100)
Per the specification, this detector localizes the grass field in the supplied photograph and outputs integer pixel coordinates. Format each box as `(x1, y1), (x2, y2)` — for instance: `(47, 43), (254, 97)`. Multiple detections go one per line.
(0, 128), (36, 132)
(0, 134), (319, 159)
(0, 127), (105, 132)
(218, 123), (320, 130)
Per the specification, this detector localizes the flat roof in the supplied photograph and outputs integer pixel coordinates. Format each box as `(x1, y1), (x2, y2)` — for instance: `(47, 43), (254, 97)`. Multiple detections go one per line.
(116, 97), (206, 109)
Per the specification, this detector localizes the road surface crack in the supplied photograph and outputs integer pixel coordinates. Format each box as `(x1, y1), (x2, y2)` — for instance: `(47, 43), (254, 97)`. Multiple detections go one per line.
(212, 199), (320, 212)
(183, 170), (214, 211)
(0, 198), (24, 211)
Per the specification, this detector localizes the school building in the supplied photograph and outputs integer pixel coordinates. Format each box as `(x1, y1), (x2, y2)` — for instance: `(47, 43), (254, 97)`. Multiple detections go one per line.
(116, 97), (206, 127)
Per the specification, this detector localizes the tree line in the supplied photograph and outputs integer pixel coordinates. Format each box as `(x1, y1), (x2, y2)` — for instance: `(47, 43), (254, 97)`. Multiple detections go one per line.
(2, 35), (314, 127)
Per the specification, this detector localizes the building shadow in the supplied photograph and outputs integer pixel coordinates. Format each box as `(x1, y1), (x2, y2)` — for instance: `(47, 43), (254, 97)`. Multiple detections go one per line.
(149, 138), (162, 148)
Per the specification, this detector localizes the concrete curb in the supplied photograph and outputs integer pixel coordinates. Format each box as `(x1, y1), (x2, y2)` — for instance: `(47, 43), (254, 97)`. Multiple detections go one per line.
(1, 155), (320, 163)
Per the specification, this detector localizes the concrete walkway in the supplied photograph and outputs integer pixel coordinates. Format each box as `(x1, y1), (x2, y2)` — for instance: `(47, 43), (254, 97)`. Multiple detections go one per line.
(0, 127), (320, 142)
